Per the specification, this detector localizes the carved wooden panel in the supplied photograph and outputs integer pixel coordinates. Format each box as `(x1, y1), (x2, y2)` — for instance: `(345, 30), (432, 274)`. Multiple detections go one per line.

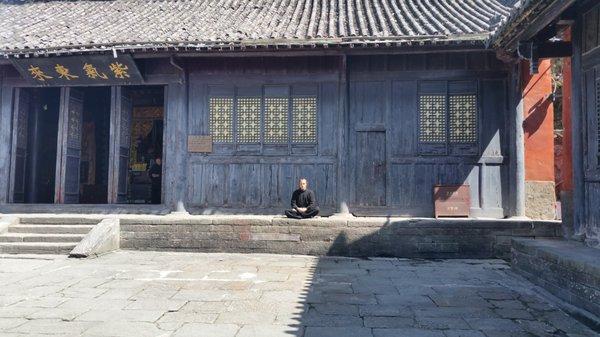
(419, 95), (446, 143)
(236, 97), (261, 143)
(449, 95), (477, 143)
(209, 97), (233, 143)
(67, 100), (83, 149)
(264, 97), (288, 143)
(292, 96), (317, 143)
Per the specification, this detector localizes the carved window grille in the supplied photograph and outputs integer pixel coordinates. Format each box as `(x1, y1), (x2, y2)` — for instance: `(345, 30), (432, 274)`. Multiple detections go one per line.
(236, 97), (261, 143)
(292, 97), (317, 143)
(264, 97), (289, 143)
(209, 97), (233, 143)
(419, 95), (446, 143)
(449, 95), (477, 143)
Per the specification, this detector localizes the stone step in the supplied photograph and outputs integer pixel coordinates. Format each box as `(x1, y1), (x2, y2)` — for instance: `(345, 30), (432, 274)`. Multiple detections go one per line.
(0, 242), (77, 254)
(8, 224), (94, 235)
(17, 217), (101, 225)
(0, 233), (85, 243)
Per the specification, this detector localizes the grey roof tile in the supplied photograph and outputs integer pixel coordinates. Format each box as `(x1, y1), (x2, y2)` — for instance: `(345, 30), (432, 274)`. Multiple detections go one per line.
(0, 0), (519, 56)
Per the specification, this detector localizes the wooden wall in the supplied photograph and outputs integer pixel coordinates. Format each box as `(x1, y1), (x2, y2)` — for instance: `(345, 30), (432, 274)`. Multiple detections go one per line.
(346, 53), (509, 217)
(580, 1), (600, 247)
(183, 53), (511, 217)
(0, 52), (513, 218)
(185, 57), (340, 213)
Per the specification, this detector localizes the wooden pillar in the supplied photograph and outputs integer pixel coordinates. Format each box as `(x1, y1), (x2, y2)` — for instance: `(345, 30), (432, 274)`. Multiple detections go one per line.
(559, 27), (575, 235)
(26, 98), (41, 202)
(510, 62), (526, 217)
(336, 54), (350, 214)
(163, 79), (188, 212)
(570, 20), (585, 236)
(0, 79), (11, 204)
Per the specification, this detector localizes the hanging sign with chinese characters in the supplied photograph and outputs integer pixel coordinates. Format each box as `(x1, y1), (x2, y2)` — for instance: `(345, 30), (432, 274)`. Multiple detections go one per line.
(11, 54), (143, 86)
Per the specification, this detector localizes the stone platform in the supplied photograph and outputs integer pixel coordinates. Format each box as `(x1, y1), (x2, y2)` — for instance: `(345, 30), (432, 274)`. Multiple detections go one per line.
(0, 214), (562, 259)
(115, 215), (561, 259)
(512, 238), (600, 327)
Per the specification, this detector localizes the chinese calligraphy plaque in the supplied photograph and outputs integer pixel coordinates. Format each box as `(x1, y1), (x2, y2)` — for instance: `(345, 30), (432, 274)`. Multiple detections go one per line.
(12, 54), (143, 86)
(433, 185), (470, 218)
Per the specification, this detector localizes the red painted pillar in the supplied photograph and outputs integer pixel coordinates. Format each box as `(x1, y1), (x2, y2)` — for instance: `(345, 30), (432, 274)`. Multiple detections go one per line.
(559, 28), (574, 232)
(521, 59), (556, 219)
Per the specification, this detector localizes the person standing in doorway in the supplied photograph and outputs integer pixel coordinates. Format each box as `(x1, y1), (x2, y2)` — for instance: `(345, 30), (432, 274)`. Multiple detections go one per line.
(285, 178), (319, 219)
(148, 156), (162, 204)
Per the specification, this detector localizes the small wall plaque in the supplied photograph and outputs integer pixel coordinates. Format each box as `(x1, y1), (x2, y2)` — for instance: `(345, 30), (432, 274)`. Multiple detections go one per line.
(188, 135), (213, 153)
(434, 185), (470, 218)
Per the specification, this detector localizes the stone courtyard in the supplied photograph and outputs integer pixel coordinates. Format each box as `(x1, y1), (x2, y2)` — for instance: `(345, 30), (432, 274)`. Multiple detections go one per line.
(0, 251), (597, 337)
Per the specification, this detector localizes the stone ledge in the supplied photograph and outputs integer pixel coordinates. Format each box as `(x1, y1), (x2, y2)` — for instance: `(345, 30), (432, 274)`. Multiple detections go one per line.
(117, 217), (561, 259)
(511, 238), (600, 320)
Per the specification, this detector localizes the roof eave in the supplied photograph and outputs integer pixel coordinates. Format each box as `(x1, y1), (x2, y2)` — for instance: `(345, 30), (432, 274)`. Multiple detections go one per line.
(488, 0), (575, 52)
(1, 35), (491, 59)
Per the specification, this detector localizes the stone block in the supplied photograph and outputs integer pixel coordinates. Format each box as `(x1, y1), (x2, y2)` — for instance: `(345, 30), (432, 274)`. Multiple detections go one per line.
(70, 218), (119, 258)
(372, 328), (445, 337)
(236, 324), (304, 337)
(0, 216), (18, 234)
(525, 181), (556, 220)
(305, 327), (373, 337)
(364, 316), (415, 328)
(172, 323), (240, 337)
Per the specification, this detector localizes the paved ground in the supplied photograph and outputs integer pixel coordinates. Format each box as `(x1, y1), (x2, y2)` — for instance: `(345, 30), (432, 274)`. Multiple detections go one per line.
(0, 251), (597, 337)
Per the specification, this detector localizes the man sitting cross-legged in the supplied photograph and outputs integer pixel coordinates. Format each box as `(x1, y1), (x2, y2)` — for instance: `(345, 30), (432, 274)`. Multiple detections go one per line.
(285, 178), (319, 219)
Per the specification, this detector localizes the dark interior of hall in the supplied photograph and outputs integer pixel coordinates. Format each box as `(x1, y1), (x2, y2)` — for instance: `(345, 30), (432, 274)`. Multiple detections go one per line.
(23, 88), (60, 204)
(79, 87), (111, 204)
(126, 86), (164, 204)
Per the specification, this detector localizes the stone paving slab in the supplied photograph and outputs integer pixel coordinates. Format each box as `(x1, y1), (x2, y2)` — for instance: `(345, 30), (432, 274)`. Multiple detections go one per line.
(0, 250), (597, 337)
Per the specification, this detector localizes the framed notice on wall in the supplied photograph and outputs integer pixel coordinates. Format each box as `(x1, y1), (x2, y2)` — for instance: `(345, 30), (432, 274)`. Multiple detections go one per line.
(433, 185), (470, 218)
(188, 135), (213, 153)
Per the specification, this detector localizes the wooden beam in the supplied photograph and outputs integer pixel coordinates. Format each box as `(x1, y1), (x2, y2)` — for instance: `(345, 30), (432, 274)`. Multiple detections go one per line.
(500, 0), (576, 52)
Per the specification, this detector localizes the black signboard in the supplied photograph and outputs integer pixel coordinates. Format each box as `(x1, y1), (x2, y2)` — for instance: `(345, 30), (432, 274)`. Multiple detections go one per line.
(12, 54), (143, 86)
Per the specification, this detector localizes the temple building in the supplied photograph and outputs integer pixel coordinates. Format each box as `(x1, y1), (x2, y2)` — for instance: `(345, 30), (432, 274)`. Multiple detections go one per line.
(0, 0), (597, 248)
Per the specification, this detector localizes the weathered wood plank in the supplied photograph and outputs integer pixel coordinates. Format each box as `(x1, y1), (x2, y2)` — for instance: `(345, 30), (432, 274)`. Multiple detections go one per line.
(0, 82), (9, 203)
(390, 80), (417, 156)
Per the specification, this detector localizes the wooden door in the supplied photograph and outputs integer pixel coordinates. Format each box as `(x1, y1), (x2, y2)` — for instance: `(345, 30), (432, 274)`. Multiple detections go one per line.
(55, 88), (84, 204)
(108, 86), (132, 203)
(9, 88), (31, 203)
(354, 131), (386, 206)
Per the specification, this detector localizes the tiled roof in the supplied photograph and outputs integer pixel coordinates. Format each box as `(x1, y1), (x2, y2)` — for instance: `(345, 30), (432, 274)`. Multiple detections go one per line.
(488, 0), (573, 50)
(0, 0), (518, 57)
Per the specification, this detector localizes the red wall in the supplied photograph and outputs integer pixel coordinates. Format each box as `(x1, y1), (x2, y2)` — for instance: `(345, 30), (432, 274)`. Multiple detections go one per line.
(522, 59), (555, 182)
(561, 29), (573, 192)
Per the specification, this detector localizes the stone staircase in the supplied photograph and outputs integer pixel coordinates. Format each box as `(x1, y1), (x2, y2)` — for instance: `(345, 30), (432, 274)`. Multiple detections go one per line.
(0, 217), (98, 254)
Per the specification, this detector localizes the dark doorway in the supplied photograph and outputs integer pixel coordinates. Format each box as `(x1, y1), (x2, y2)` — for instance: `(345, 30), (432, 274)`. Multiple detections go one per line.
(125, 86), (164, 204)
(79, 87), (111, 204)
(18, 88), (61, 203)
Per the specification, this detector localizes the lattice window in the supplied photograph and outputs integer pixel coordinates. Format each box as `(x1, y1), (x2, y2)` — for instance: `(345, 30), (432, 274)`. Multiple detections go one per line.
(209, 97), (233, 143)
(292, 97), (317, 143)
(449, 95), (477, 143)
(419, 95), (446, 143)
(236, 97), (261, 143)
(264, 97), (288, 143)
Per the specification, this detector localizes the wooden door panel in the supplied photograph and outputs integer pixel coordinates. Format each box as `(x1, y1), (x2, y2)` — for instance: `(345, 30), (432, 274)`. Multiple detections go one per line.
(55, 88), (84, 204)
(108, 87), (133, 204)
(354, 131), (386, 206)
(117, 90), (132, 203)
(10, 89), (31, 203)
